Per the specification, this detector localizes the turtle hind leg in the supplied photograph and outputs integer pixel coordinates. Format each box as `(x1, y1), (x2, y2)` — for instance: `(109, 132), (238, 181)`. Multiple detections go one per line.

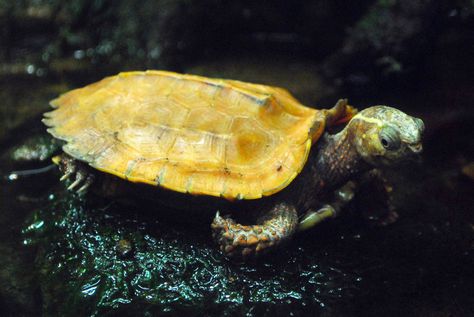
(211, 202), (298, 259)
(56, 154), (95, 194)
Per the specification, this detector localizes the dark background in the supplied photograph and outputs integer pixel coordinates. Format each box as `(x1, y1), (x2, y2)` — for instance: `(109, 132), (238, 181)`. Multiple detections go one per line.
(1, 1), (474, 316)
(1, 0), (474, 134)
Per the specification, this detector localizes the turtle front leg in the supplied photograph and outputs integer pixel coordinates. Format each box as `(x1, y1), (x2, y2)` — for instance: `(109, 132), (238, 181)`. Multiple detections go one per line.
(298, 169), (398, 231)
(55, 154), (95, 194)
(298, 181), (357, 231)
(211, 201), (298, 259)
(358, 169), (398, 226)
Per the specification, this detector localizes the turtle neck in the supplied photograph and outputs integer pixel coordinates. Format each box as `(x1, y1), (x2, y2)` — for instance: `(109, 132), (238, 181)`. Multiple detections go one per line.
(291, 127), (370, 213)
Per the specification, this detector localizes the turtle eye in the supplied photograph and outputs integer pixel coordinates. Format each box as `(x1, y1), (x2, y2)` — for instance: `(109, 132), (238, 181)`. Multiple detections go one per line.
(379, 126), (401, 150)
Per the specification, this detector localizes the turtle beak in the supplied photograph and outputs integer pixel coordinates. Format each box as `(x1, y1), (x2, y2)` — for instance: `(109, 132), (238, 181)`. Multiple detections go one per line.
(406, 142), (423, 164)
(408, 143), (423, 154)
(410, 117), (424, 155)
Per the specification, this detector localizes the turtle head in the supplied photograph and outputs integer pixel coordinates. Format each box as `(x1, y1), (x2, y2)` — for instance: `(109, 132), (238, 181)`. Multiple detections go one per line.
(348, 106), (424, 166)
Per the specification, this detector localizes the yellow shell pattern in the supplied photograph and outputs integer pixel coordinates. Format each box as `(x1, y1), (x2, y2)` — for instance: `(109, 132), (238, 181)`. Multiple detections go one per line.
(44, 71), (327, 200)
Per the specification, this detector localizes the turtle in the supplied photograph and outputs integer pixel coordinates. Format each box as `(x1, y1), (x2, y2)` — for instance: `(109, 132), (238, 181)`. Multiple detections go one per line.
(43, 70), (424, 259)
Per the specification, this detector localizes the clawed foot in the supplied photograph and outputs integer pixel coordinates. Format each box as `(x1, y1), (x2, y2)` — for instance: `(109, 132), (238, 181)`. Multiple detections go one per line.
(298, 181), (356, 232)
(211, 203), (298, 259)
(211, 212), (279, 258)
(56, 155), (95, 194)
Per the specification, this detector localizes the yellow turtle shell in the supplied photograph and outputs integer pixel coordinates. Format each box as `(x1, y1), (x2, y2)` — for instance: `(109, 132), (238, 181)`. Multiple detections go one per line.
(43, 71), (353, 200)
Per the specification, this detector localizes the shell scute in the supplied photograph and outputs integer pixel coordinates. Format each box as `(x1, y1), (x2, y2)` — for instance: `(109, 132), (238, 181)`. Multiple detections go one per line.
(226, 117), (273, 167)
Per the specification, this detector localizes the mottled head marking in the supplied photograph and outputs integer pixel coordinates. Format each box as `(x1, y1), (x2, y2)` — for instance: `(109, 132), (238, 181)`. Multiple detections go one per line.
(347, 106), (424, 166)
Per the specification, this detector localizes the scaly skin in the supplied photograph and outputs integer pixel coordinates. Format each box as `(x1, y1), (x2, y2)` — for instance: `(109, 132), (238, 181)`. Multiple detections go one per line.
(211, 202), (298, 258)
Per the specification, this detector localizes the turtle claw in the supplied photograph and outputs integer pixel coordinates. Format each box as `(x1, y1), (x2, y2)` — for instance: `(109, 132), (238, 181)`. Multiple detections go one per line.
(60, 171), (73, 182)
(57, 155), (95, 195)
(77, 177), (94, 194)
(298, 205), (336, 231)
(67, 171), (84, 190)
(68, 172), (94, 194)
